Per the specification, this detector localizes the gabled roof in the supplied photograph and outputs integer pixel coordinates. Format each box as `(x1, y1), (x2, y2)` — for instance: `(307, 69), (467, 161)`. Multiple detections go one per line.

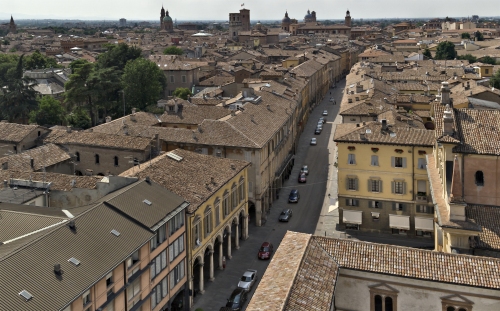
(0, 143), (70, 172)
(44, 130), (152, 151)
(0, 203), (153, 311)
(0, 123), (43, 144)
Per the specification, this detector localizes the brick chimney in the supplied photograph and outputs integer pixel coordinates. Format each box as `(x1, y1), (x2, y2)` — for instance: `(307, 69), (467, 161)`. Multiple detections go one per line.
(440, 82), (450, 105)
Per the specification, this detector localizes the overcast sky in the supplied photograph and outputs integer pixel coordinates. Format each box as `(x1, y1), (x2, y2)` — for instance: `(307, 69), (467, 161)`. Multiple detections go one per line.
(1, 0), (497, 21)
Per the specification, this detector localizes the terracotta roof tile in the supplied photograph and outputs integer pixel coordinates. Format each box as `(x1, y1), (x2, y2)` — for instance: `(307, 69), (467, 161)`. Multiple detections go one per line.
(466, 205), (500, 251)
(0, 143), (70, 171)
(0, 123), (42, 143)
(44, 130), (152, 151)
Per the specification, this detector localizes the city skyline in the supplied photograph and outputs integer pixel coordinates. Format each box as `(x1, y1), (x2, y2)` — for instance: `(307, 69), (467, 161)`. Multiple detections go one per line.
(1, 0), (497, 21)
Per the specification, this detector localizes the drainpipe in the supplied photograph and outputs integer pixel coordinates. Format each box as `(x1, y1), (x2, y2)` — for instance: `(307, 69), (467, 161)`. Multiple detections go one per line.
(461, 154), (465, 202)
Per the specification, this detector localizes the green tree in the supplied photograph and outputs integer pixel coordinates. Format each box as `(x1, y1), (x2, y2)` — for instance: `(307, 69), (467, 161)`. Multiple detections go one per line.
(24, 50), (60, 70)
(458, 54), (477, 63)
(64, 61), (95, 111)
(96, 43), (142, 71)
(0, 55), (39, 122)
(163, 46), (184, 55)
(423, 48), (432, 59)
(1, 39), (9, 45)
(474, 31), (484, 41)
(29, 96), (65, 126)
(434, 41), (457, 60)
(67, 107), (92, 129)
(122, 58), (166, 111)
(481, 56), (496, 65)
(86, 67), (122, 118)
(461, 32), (471, 39)
(173, 87), (192, 100)
(490, 69), (500, 89)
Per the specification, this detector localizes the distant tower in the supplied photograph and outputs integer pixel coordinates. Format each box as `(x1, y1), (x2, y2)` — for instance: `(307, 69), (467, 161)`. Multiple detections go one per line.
(240, 8), (250, 31)
(345, 9), (352, 27)
(282, 11), (291, 32)
(9, 15), (17, 34)
(160, 6), (166, 30)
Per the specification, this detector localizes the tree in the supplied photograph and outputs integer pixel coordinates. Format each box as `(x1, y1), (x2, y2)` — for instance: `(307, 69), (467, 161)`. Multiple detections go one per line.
(490, 69), (500, 89)
(173, 87), (192, 100)
(0, 55), (39, 122)
(67, 107), (91, 129)
(481, 56), (496, 65)
(29, 96), (65, 126)
(163, 46), (184, 55)
(423, 48), (432, 59)
(434, 41), (457, 60)
(24, 50), (59, 70)
(461, 32), (471, 39)
(458, 54), (477, 63)
(474, 31), (484, 41)
(122, 58), (166, 112)
(64, 61), (95, 111)
(96, 43), (142, 71)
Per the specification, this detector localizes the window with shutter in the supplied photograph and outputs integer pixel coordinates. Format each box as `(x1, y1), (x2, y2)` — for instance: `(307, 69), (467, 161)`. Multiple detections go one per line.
(371, 155), (379, 166)
(418, 158), (426, 169)
(348, 154), (356, 165)
(394, 157), (403, 168)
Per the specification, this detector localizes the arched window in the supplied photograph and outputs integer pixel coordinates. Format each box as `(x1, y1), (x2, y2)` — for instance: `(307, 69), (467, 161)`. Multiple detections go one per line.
(223, 191), (230, 217)
(214, 198), (221, 227)
(203, 206), (212, 238)
(231, 183), (238, 210)
(239, 176), (245, 202)
(95, 154), (100, 164)
(374, 295), (382, 311)
(114, 156), (119, 166)
(475, 171), (484, 186)
(385, 297), (393, 311)
(75, 152), (80, 162)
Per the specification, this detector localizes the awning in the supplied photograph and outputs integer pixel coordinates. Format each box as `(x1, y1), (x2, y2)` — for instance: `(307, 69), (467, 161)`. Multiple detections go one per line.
(415, 217), (434, 231)
(389, 214), (410, 229)
(371, 212), (380, 217)
(343, 210), (362, 224)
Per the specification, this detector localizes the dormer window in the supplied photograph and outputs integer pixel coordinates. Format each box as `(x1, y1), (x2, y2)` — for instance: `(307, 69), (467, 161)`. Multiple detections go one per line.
(168, 105), (174, 112)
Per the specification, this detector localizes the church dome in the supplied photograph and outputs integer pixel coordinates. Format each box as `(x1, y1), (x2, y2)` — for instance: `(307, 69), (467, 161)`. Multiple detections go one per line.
(304, 9), (313, 19)
(282, 11), (291, 23)
(163, 11), (172, 22)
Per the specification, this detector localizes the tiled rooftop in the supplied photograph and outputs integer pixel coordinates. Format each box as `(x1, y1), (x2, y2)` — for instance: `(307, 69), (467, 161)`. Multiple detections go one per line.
(466, 205), (500, 251)
(44, 130), (152, 151)
(0, 123), (41, 143)
(0, 143), (70, 171)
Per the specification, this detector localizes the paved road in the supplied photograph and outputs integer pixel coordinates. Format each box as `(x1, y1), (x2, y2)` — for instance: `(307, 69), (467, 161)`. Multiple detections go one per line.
(192, 81), (346, 311)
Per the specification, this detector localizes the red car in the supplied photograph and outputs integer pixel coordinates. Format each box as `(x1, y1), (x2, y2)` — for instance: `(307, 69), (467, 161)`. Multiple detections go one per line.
(298, 173), (307, 183)
(258, 242), (274, 260)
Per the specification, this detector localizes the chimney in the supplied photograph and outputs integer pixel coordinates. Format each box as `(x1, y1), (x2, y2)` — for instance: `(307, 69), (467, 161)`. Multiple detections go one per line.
(211, 177), (215, 184)
(440, 82), (450, 105)
(130, 108), (137, 121)
(231, 110), (236, 116)
(3, 180), (7, 188)
(197, 125), (202, 133)
(230, 163), (236, 170)
(66, 126), (72, 133)
(465, 81), (470, 90)
(187, 95), (191, 103)
(381, 119), (388, 131)
(267, 104), (271, 111)
(105, 116), (112, 123)
(360, 133), (366, 140)
(54, 264), (62, 275)
(68, 220), (76, 230)
(30, 158), (34, 169)
(443, 105), (454, 135)
(2, 162), (7, 170)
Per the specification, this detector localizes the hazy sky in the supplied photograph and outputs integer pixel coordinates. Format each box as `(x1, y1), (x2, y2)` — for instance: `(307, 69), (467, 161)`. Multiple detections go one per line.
(1, 0), (496, 21)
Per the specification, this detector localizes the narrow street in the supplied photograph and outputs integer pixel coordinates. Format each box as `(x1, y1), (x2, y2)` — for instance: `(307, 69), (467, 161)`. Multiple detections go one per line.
(191, 79), (346, 311)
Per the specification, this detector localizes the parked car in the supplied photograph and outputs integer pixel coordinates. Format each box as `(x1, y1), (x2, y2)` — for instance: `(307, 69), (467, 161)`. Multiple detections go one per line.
(258, 242), (274, 259)
(319, 117), (326, 124)
(315, 127), (322, 135)
(329, 97), (335, 102)
(238, 269), (258, 291)
(298, 173), (307, 183)
(226, 288), (248, 310)
(279, 209), (293, 222)
(310, 138), (317, 145)
(288, 189), (300, 203)
(322, 110), (328, 116)
(300, 165), (309, 175)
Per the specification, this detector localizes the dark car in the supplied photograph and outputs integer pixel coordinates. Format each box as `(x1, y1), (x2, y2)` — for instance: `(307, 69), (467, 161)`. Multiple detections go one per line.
(226, 288), (248, 310)
(258, 242), (274, 259)
(319, 117), (326, 124)
(288, 189), (300, 203)
(298, 173), (307, 183)
(279, 209), (293, 222)
(314, 128), (321, 135)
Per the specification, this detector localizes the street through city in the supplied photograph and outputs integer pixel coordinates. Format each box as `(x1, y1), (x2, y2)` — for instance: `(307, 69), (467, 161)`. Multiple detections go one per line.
(192, 79), (346, 311)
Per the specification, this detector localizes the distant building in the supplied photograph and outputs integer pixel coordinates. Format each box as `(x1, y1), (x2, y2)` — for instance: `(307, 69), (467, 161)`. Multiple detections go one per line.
(160, 6), (174, 32)
(229, 8), (251, 39)
(9, 15), (16, 34)
(303, 9), (316, 23)
(119, 18), (127, 27)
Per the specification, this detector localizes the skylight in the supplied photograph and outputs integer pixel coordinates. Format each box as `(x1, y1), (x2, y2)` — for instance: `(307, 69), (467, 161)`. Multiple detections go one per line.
(19, 290), (33, 301)
(143, 199), (152, 206)
(111, 229), (121, 237)
(68, 257), (81, 266)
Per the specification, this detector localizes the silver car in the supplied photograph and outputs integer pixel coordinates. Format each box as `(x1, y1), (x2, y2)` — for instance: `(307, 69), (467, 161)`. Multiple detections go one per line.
(238, 269), (258, 291)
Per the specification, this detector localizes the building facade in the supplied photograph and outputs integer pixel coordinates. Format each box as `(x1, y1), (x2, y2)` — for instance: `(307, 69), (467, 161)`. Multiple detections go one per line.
(229, 8), (250, 39)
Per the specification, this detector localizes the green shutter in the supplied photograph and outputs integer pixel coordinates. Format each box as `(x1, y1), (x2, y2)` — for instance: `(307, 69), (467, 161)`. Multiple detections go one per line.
(368, 179), (372, 192)
(345, 177), (349, 191)
(391, 181), (395, 194)
(403, 182), (407, 194)
(355, 178), (359, 191)
(392, 202), (396, 210)
(391, 156), (395, 167)
(403, 157), (407, 168)
(379, 180), (383, 193)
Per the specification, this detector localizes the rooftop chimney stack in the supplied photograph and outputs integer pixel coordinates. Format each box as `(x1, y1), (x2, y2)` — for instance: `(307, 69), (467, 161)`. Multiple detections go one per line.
(440, 82), (450, 105)
(54, 264), (62, 275)
(443, 104), (454, 135)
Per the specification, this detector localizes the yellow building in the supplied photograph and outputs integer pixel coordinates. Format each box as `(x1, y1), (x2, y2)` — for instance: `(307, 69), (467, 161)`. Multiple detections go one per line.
(334, 120), (435, 237)
(120, 148), (250, 307)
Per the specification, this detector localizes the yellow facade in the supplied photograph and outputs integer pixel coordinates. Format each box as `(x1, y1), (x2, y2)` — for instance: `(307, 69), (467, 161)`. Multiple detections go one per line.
(282, 58), (299, 68)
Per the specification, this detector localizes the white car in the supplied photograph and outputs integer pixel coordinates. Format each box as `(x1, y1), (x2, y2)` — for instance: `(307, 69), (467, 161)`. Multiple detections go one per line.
(329, 97), (335, 102)
(238, 269), (258, 291)
(322, 110), (328, 116)
(310, 138), (317, 145)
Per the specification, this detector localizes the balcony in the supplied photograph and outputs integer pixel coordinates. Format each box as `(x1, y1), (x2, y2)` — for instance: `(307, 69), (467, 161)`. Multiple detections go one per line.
(416, 193), (430, 202)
